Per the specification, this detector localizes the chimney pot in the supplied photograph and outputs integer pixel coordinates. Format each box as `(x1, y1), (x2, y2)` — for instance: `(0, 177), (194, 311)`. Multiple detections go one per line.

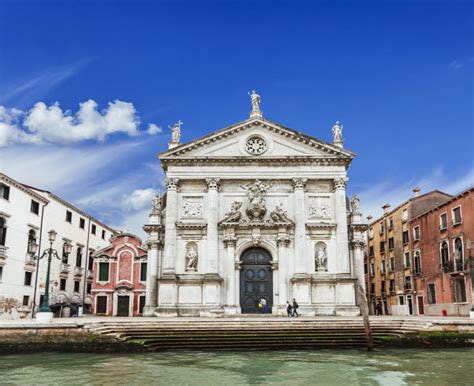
(412, 187), (421, 197)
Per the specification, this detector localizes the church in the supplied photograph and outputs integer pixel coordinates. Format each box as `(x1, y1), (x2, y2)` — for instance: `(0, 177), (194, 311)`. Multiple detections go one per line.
(143, 92), (367, 317)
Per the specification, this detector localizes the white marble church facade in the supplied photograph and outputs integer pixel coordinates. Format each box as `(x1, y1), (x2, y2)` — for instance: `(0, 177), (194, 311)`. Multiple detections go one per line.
(144, 93), (367, 317)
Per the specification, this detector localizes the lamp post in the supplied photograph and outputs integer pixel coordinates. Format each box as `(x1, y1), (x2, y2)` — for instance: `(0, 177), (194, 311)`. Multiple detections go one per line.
(466, 240), (474, 319)
(29, 229), (72, 323)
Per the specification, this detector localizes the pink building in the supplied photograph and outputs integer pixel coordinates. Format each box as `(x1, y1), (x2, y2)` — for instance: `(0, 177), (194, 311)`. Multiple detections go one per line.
(91, 232), (148, 317)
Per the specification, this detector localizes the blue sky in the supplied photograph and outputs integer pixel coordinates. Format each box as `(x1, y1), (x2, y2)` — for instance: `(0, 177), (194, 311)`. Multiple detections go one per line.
(1, 0), (472, 235)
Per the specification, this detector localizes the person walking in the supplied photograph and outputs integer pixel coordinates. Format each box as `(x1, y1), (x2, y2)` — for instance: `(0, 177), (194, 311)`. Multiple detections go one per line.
(286, 301), (293, 317)
(292, 298), (299, 317)
(260, 298), (267, 313)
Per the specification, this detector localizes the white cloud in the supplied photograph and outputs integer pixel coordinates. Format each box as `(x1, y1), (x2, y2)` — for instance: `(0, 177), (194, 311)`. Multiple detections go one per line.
(0, 106), (43, 146)
(147, 123), (162, 135)
(122, 188), (157, 210)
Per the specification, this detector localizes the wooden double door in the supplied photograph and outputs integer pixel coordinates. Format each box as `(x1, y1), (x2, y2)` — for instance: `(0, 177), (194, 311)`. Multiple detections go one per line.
(240, 247), (273, 314)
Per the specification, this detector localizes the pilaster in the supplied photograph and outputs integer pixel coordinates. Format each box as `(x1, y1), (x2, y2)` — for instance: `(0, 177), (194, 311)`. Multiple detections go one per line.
(333, 177), (350, 273)
(292, 177), (307, 274)
(163, 178), (179, 274)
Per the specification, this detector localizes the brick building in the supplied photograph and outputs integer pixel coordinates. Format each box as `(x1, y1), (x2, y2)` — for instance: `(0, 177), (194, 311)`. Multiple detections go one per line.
(409, 187), (473, 316)
(365, 189), (452, 315)
(91, 232), (147, 317)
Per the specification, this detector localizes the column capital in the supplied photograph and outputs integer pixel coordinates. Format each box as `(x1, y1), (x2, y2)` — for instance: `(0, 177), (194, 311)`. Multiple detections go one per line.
(146, 238), (163, 250)
(351, 239), (365, 249)
(333, 177), (347, 191)
(165, 178), (180, 192)
(276, 235), (291, 247)
(206, 177), (221, 192)
(223, 236), (237, 248)
(292, 177), (307, 191)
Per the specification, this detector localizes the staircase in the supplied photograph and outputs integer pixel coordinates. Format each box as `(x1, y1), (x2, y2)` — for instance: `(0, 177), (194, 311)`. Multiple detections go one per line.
(83, 318), (433, 351)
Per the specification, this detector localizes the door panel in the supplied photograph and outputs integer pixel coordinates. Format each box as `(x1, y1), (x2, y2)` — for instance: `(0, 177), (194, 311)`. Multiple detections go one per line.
(117, 296), (130, 317)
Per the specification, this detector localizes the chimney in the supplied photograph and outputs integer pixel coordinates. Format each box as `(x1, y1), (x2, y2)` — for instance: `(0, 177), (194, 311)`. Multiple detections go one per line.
(412, 187), (421, 197)
(382, 204), (390, 214)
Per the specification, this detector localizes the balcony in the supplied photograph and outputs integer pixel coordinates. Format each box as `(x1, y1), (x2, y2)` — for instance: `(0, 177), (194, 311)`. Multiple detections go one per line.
(404, 284), (412, 291)
(87, 269), (93, 279)
(0, 245), (8, 264)
(60, 263), (70, 274)
(24, 256), (37, 268)
(73, 266), (84, 277)
(442, 259), (465, 274)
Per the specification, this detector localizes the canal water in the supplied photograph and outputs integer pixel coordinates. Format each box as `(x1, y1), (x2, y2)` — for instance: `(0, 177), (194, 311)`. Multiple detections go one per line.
(1, 349), (473, 385)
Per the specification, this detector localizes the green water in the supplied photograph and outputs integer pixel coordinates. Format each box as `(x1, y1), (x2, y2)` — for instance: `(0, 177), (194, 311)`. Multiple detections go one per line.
(1, 349), (473, 385)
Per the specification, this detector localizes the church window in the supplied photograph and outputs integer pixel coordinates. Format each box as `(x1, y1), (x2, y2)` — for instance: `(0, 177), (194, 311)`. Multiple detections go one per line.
(245, 136), (267, 155)
(98, 262), (109, 282)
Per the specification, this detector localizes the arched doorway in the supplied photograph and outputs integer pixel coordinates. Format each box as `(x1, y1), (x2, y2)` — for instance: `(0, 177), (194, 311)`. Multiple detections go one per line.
(240, 247), (273, 314)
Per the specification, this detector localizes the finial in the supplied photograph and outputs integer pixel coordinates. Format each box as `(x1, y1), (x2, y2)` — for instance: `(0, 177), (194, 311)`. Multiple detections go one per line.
(248, 90), (262, 118)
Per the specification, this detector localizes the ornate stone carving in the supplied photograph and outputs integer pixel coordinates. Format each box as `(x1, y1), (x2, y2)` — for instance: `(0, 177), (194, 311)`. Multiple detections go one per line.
(333, 178), (346, 191)
(332, 121), (343, 143)
(242, 179), (269, 221)
(309, 199), (331, 219)
(351, 194), (360, 213)
(245, 136), (267, 155)
(151, 195), (162, 214)
(166, 178), (180, 192)
(143, 224), (163, 234)
(292, 177), (307, 191)
(251, 235), (262, 246)
(206, 177), (221, 191)
(223, 236), (237, 248)
(276, 235), (290, 247)
(315, 242), (328, 272)
(183, 198), (203, 218)
(269, 203), (292, 223)
(185, 242), (198, 271)
(221, 201), (243, 223)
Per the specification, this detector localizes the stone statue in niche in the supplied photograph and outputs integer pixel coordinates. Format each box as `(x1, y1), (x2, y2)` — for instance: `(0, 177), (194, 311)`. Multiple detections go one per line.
(351, 194), (360, 213)
(269, 203), (291, 223)
(221, 201), (242, 223)
(151, 195), (162, 214)
(183, 199), (203, 217)
(185, 243), (198, 271)
(315, 242), (328, 272)
(309, 200), (331, 219)
(242, 179), (269, 221)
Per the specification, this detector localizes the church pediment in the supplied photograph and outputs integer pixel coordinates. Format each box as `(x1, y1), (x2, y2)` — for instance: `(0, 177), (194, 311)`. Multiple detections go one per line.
(159, 117), (354, 166)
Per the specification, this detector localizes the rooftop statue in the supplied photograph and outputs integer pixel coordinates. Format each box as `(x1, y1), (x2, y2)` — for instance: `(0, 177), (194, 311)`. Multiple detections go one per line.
(332, 121), (343, 143)
(248, 90), (261, 116)
(169, 120), (183, 144)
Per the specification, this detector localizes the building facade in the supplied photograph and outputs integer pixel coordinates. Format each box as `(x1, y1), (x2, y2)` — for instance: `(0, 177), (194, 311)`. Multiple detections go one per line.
(144, 94), (367, 317)
(365, 189), (452, 315)
(92, 232), (147, 317)
(0, 173), (116, 319)
(410, 188), (473, 316)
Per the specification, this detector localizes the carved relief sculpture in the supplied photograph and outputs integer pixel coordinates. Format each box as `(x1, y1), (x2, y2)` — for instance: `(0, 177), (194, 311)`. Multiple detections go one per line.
(185, 242), (198, 271)
(221, 201), (243, 223)
(309, 200), (331, 219)
(269, 203), (291, 223)
(315, 242), (328, 272)
(183, 199), (203, 218)
(243, 179), (269, 221)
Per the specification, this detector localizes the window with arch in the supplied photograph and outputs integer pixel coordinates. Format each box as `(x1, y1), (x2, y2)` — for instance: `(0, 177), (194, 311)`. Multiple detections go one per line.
(0, 217), (6, 246)
(413, 250), (422, 274)
(453, 237), (463, 261)
(62, 242), (70, 263)
(440, 241), (449, 267)
(76, 247), (83, 267)
(27, 229), (37, 253)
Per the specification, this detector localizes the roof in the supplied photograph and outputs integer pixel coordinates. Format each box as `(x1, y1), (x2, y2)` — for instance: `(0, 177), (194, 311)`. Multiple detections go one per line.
(159, 116), (355, 166)
(0, 172), (49, 204)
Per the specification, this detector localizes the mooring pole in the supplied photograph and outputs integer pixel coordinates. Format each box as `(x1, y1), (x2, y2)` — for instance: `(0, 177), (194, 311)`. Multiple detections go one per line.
(357, 284), (374, 351)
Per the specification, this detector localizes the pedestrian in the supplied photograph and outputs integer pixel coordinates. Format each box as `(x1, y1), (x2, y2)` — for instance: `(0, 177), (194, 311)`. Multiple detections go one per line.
(376, 303), (382, 316)
(292, 298), (299, 317)
(260, 298), (267, 313)
(286, 301), (293, 317)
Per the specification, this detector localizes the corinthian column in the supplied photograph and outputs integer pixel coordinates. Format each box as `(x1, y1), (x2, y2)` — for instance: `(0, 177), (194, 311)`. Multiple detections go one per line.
(277, 235), (290, 306)
(333, 178), (350, 273)
(206, 178), (221, 274)
(163, 178), (179, 274)
(292, 178), (307, 274)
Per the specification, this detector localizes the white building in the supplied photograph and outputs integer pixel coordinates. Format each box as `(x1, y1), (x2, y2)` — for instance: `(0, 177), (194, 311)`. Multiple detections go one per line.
(144, 93), (367, 317)
(0, 173), (116, 319)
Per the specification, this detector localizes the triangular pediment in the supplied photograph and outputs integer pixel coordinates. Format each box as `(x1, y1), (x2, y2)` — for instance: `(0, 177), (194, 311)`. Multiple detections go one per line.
(160, 117), (354, 165)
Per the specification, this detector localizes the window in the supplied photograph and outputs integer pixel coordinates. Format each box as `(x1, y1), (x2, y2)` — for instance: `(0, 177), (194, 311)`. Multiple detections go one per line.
(66, 210), (72, 223)
(88, 250), (94, 270)
(454, 278), (467, 303)
(401, 209), (408, 222)
(0, 266), (3, 282)
(96, 296), (107, 314)
(0, 183), (10, 200)
(379, 222), (384, 234)
(139, 296), (146, 315)
(369, 227), (374, 239)
(402, 231), (409, 244)
(79, 218), (85, 229)
(101, 230), (106, 240)
(453, 237), (463, 262)
(404, 252), (411, 268)
(62, 242), (70, 263)
(369, 246), (374, 257)
(76, 247), (83, 267)
(389, 279), (395, 292)
(98, 262), (109, 281)
(140, 262), (147, 282)
(370, 263), (375, 277)
(399, 295), (405, 305)
(381, 260), (386, 274)
(364, 263), (368, 275)
(24, 271), (32, 286)
(86, 282), (92, 294)
(427, 283), (436, 304)
(74, 280), (80, 293)
(370, 283), (375, 294)
(22, 295), (30, 306)
(380, 241), (385, 253)
(413, 251), (421, 274)
(388, 237), (394, 250)
(27, 229), (37, 253)
(91, 224), (97, 235)
(0, 217), (7, 246)
(405, 276), (412, 290)
(381, 281), (386, 293)
(30, 200), (39, 214)
(60, 278), (66, 291)
(440, 241), (449, 267)
(388, 217), (394, 229)
(413, 226), (420, 241)
(452, 206), (462, 225)
(439, 213), (448, 230)
(389, 256), (395, 272)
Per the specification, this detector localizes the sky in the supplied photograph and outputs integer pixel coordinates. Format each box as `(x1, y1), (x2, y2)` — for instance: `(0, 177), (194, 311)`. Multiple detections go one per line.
(0, 0), (472, 236)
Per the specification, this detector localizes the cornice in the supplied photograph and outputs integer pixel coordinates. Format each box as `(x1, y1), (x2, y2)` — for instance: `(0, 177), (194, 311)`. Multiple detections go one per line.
(0, 173), (49, 204)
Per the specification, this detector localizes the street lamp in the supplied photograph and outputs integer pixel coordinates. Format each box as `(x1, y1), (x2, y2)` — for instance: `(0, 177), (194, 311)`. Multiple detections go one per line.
(467, 240), (473, 319)
(29, 229), (72, 323)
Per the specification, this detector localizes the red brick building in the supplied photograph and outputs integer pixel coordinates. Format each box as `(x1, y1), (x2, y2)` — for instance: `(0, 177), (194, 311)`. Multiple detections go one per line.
(410, 187), (473, 316)
(91, 232), (148, 316)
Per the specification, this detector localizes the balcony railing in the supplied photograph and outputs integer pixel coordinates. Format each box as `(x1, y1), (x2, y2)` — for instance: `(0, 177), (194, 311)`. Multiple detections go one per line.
(60, 263), (70, 273)
(87, 269), (93, 279)
(442, 259), (465, 273)
(0, 245), (8, 261)
(73, 266), (84, 276)
(404, 284), (412, 291)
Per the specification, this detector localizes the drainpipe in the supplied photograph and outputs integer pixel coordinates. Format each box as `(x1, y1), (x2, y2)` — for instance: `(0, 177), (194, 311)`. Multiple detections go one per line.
(31, 201), (48, 319)
(81, 217), (91, 314)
